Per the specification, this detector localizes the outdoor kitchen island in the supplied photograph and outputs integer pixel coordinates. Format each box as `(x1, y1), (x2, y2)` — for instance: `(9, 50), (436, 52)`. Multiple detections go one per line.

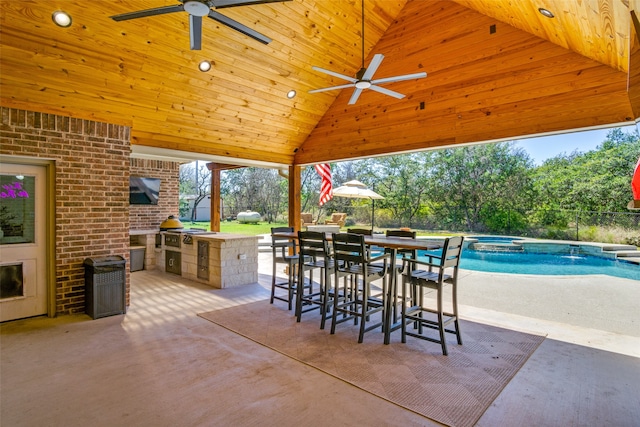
(160, 231), (260, 288)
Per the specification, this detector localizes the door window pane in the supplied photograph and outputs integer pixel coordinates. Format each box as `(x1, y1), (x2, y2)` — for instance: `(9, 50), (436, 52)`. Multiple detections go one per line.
(0, 174), (35, 244)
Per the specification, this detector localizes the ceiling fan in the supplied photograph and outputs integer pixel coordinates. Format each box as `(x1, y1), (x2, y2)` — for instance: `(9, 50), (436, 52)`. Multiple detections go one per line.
(309, 0), (427, 105)
(109, 0), (290, 50)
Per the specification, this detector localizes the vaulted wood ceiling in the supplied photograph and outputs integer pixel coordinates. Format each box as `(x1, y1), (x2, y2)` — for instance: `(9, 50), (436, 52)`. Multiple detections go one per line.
(1, 0), (638, 168)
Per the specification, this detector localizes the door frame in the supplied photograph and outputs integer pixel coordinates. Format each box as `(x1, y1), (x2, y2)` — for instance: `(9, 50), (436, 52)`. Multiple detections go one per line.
(2, 155), (56, 317)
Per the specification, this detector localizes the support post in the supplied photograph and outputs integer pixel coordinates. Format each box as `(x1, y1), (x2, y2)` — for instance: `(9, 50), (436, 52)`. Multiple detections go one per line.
(211, 168), (221, 232)
(207, 163), (244, 233)
(289, 165), (302, 231)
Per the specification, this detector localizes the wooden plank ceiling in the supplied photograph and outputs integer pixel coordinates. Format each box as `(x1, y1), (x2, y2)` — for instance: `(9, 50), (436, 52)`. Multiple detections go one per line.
(0, 0), (636, 167)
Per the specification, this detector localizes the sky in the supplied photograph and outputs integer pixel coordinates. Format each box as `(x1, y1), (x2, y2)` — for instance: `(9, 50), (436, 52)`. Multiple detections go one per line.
(512, 125), (636, 165)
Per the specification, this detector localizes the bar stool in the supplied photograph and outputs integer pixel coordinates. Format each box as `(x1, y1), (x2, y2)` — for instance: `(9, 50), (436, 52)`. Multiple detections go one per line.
(296, 231), (335, 329)
(401, 236), (464, 355)
(385, 229), (418, 324)
(331, 232), (389, 343)
(270, 227), (300, 310)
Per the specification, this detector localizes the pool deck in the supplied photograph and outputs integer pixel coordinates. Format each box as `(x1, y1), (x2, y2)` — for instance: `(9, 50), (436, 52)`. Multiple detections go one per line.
(453, 268), (640, 355)
(258, 233), (640, 355)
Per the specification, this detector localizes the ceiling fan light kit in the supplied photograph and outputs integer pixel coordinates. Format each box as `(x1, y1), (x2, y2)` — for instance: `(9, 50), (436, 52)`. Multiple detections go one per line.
(308, 0), (426, 105)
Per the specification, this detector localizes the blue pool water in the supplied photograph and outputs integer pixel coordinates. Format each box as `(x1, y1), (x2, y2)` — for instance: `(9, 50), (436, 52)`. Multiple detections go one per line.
(417, 249), (640, 281)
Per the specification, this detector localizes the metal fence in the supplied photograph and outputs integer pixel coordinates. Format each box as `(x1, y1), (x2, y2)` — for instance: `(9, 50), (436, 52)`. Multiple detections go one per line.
(352, 206), (640, 243)
(219, 204), (638, 243)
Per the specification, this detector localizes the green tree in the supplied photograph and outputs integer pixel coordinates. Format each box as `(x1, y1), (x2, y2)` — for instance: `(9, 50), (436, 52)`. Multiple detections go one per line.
(427, 142), (534, 232)
(533, 128), (640, 213)
(366, 153), (433, 228)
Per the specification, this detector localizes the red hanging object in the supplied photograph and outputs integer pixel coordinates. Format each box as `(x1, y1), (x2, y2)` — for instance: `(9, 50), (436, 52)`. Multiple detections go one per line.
(629, 156), (640, 209)
(632, 156), (640, 200)
(314, 164), (333, 206)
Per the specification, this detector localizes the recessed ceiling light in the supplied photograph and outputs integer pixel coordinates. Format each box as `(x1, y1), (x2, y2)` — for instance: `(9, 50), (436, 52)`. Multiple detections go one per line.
(538, 8), (554, 18)
(198, 60), (212, 72)
(52, 11), (72, 27)
(287, 90), (296, 99)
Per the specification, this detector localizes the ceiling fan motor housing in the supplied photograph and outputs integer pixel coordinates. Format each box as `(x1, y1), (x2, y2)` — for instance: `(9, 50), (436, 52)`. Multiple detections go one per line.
(184, 1), (211, 16)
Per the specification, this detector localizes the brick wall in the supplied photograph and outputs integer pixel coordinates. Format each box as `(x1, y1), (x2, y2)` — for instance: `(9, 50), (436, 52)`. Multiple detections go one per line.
(0, 108), (182, 315)
(0, 107), (130, 315)
(130, 158), (180, 230)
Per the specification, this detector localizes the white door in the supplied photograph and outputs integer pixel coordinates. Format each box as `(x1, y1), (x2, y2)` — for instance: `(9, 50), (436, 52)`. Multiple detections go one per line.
(0, 163), (47, 321)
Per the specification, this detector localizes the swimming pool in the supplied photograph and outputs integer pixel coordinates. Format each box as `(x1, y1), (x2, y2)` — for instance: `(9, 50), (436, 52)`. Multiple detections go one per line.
(417, 249), (640, 281)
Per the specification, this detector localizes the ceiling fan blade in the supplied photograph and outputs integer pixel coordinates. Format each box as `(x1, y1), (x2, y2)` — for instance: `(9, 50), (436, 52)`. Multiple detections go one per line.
(189, 15), (203, 50)
(361, 54), (384, 80)
(212, 0), (292, 8)
(368, 85), (405, 99)
(311, 66), (356, 83)
(348, 88), (364, 105)
(371, 72), (427, 85)
(207, 10), (272, 44)
(110, 5), (184, 21)
(308, 83), (355, 94)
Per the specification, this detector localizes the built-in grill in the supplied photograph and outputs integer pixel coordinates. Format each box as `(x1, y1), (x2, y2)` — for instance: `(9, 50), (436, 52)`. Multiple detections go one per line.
(164, 232), (181, 248)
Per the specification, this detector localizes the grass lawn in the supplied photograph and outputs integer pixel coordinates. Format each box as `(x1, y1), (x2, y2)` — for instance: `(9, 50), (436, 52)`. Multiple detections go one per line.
(182, 220), (456, 237)
(183, 221), (289, 235)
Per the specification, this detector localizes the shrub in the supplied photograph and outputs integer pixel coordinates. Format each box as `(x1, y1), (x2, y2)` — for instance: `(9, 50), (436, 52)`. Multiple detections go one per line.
(624, 236), (640, 247)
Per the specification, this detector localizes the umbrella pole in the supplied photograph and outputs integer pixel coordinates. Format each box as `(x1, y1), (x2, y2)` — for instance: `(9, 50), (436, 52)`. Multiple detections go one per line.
(371, 198), (375, 232)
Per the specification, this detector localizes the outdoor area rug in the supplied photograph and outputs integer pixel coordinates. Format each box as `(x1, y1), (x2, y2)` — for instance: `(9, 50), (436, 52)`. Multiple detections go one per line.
(198, 301), (545, 427)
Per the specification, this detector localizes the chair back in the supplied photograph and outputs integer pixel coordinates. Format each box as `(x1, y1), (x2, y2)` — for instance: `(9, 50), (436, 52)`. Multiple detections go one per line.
(328, 213), (347, 227)
(347, 228), (372, 236)
(332, 232), (367, 267)
(440, 236), (464, 269)
(300, 213), (314, 225)
(271, 226), (296, 258)
(298, 230), (331, 264)
(386, 229), (418, 264)
(385, 229), (416, 239)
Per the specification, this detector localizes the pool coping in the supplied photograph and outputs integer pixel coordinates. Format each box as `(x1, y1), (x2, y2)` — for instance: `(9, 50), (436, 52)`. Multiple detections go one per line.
(415, 235), (640, 265)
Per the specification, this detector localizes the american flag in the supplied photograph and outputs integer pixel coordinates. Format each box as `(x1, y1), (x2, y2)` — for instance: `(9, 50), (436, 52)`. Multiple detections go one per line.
(314, 163), (333, 206)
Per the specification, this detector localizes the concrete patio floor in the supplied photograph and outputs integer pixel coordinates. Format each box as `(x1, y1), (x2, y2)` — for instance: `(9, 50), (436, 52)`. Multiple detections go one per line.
(1, 252), (639, 426)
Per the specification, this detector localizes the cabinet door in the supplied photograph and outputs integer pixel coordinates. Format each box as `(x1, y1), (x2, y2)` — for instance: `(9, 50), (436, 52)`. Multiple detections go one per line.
(165, 251), (181, 275)
(197, 241), (209, 280)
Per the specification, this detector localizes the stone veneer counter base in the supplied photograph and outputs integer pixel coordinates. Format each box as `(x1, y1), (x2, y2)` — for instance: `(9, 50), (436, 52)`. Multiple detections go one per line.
(161, 232), (259, 289)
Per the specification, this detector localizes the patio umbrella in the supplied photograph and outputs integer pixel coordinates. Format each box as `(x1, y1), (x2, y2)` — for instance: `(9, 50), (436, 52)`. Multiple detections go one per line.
(332, 180), (384, 231)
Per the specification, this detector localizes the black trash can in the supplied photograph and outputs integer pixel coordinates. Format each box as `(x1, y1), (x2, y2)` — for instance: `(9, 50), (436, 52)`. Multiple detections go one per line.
(84, 255), (127, 319)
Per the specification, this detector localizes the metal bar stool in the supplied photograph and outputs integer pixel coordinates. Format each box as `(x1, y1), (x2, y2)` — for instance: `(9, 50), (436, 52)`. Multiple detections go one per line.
(401, 236), (464, 355)
(295, 231), (336, 329)
(270, 227), (300, 310)
(331, 232), (389, 343)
